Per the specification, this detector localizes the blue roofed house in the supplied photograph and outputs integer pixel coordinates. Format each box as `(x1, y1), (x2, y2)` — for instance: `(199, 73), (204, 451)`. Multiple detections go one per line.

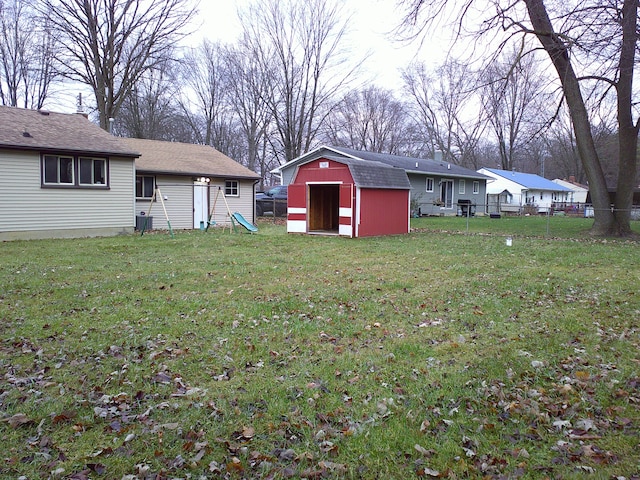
(478, 167), (572, 215)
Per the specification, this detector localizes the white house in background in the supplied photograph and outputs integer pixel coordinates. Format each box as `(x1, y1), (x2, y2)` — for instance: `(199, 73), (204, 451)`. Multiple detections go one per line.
(478, 167), (572, 214)
(552, 177), (589, 204)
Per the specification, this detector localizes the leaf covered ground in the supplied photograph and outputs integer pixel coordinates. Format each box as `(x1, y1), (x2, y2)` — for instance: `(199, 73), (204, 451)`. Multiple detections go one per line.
(1, 220), (639, 479)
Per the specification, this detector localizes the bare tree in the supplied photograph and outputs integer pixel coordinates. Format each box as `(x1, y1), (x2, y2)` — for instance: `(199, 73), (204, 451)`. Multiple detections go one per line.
(322, 86), (412, 154)
(239, 0), (356, 164)
(39, 0), (196, 131)
(224, 40), (272, 183)
(480, 46), (552, 171)
(397, 0), (639, 236)
(178, 40), (234, 149)
(402, 60), (488, 169)
(113, 61), (182, 140)
(0, 0), (58, 109)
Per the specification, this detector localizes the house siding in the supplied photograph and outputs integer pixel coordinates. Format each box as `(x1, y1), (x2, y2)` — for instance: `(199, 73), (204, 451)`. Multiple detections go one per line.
(0, 150), (135, 240)
(408, 173), (487, 216)
(210, 179), (256, 226)
(135, 176), (256, 229)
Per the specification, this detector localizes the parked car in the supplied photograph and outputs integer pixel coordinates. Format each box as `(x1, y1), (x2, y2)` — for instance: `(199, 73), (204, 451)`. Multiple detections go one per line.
(256, 185), (288, 216)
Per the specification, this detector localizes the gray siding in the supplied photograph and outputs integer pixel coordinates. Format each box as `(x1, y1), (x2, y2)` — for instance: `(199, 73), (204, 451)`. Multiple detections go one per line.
(0, 150), (135, 240)
(408, 173), (487, 216)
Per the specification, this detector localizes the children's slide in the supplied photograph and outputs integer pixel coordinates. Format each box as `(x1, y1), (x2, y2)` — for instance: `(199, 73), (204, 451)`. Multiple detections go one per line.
(232, 212), (258, 232)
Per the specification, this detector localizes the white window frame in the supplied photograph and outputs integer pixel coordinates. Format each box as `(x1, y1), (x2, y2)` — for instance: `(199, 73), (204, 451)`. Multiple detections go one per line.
(79, 157), (107, 186)
(136, 175), (155, 199)
(426, 177), (434, 192)
(225, 180), (239, 196)
(473, 181), (479, 194)
(43, 154), (75, 185)
(459, 179), (465, 194)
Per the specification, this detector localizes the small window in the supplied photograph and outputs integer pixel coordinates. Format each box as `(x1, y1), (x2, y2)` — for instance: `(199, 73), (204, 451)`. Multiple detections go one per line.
(473, 181), (479, 194)
(426, 177), (434, 192)
(43, 155), (74, 185)
(79, 158), (106, 185)
(225, 180), (239, 196)
(459, 179), (465, 194)
(136, 175), (155, 198)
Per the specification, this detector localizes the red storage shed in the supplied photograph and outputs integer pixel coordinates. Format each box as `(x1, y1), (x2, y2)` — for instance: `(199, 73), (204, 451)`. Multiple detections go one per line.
(287, 155), (411, 237)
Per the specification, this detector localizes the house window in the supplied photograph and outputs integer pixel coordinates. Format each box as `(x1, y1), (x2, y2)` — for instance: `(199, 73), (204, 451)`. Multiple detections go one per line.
(136, 175), (155, 198)
(473, 181), (479, 194)
(459, 179), (465, 194)
(426, 177), (434, 192)
(42, 154), (109, 188)
(225, 180), (239, 196)
(43, 155), (74, 185)
(79, 158), (106, 185)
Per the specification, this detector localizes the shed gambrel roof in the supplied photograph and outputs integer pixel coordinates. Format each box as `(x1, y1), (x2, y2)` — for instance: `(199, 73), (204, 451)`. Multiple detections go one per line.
(0, 105), (139, 158)
(121, 138), (260, 180)
(482, 168), (571, 191)
(317, 155), (411, 189)
(276, 145), (490, 181)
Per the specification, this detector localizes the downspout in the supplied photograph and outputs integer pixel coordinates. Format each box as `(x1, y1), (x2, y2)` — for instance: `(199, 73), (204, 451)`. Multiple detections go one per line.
(253, 179), (260, 223)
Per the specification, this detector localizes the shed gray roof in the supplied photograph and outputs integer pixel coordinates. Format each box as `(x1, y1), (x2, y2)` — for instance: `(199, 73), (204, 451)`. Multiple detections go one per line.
(318, 155), (411, 189)
(0, 105), (139, 157)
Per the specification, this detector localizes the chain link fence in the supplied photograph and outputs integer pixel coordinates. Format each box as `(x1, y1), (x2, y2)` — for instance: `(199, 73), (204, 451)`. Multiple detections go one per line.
(411, 202), (640, 237)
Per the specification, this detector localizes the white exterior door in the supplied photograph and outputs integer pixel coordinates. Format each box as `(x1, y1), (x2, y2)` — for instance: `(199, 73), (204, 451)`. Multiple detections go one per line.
(193, 182), (209, 228)
(440, 180), (454, 208)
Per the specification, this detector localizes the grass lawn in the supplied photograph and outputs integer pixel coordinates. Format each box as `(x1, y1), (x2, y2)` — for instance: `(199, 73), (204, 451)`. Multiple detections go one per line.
(1, 219), (639, 479)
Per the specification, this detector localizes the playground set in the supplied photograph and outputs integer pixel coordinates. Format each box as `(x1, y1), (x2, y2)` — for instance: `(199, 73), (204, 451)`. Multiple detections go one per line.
(139, 186), (258, 237)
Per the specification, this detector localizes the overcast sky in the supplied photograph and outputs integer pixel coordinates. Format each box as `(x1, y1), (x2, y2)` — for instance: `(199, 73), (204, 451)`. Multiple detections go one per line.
(193, 0), (449, 89)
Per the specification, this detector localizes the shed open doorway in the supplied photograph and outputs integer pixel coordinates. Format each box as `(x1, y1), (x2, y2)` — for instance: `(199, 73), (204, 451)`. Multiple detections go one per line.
(308, 184), (339, 233)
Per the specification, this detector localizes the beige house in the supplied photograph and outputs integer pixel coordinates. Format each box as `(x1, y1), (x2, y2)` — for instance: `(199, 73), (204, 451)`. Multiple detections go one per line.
(121, 138), (260, 230)
(0, 106), (261, 240)
(0, 106), (140, 241)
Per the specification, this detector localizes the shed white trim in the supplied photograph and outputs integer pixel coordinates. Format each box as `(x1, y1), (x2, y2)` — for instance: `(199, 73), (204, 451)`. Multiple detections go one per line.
(287, 220), (306, 233)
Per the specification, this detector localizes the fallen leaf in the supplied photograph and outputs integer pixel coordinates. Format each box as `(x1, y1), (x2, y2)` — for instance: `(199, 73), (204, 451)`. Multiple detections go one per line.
(575, 371), (590, 381)
(87, 463), (107, 475)
(3, 413), (33, 428)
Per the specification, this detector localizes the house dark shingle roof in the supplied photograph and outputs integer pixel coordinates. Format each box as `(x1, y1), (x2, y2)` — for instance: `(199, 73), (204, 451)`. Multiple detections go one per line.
(121, 138), (260, 179)
(276, 145), (490, 181)
(329, 146), (489, 180)
(0, 106), (139, 157)
(322, 155), (410, 189)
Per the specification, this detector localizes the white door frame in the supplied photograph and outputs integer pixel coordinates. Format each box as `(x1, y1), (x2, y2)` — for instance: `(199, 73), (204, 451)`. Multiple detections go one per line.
(193, 181), (209, 228)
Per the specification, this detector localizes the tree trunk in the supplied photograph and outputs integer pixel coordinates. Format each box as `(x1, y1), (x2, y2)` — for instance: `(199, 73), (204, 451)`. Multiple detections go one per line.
(524, 0), (618, 235)
(613, 0), (639, 236)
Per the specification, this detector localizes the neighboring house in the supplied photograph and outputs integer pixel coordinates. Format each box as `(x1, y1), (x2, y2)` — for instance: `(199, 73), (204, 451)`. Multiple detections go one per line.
(276, 146), (490, 217)
(121, 138), (260, 230)
(0, 106), (140, 241)
(479, 167), (572, 214)
(286, 155), (411, 237)
(552, 177), (589, 204)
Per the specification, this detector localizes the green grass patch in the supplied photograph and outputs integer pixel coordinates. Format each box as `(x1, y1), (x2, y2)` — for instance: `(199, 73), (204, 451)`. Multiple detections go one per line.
(1, 222), (639, 479)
